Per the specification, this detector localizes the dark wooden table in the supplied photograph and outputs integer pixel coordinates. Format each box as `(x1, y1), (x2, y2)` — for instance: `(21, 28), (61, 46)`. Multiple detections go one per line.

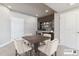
(22, 35), (49, 55)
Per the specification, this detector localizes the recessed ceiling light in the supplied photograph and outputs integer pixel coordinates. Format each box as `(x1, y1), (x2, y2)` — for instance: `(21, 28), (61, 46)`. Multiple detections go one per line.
(7, 5), (12, 8)
(69, 3), (75, 6)
(45, 10), (49, 13)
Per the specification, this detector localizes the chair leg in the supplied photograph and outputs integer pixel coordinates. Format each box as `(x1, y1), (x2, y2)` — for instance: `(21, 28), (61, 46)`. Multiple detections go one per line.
(15, 50), (17, 56)
(51, 52), (57, 56)
(30, 50), (32, 56)
(37, 51), (40, 56)
(55, 51), (57, 56)
(51, 54), (53, 56)
(15, 50), (21, 56)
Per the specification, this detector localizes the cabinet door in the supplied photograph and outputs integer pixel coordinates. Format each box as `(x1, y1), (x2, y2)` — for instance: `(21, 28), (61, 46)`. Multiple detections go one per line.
(60, 11), (76, 49)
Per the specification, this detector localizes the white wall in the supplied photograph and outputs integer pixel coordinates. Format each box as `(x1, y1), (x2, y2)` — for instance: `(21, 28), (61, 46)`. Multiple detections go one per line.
(0, 5), (11, 45)
(60, 8), (79, 49)
(10, 11), (37, 39)
(54, 12), (60, 42)
(24, 16), (37, 35)
(0, 5), (37, 55)
(0, 5), (16, 56)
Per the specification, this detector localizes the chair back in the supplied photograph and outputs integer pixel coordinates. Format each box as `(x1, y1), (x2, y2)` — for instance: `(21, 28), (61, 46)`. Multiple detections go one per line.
(43, 34), (51, 38)
(51, 39), (59, 51)
(13, 39), (24, 54)
(43, 34), (51, 43)
(46, 39), (59, 55)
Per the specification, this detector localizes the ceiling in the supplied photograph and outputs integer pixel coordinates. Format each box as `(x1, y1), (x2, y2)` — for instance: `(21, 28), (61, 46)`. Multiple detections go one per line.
(45, 3), (79, 13)
(2, 3), (54, 17)
(1, 3), (79, 17)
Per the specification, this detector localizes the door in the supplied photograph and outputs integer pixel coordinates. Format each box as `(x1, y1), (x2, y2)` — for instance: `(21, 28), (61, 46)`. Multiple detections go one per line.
(60, 11), (76, 49)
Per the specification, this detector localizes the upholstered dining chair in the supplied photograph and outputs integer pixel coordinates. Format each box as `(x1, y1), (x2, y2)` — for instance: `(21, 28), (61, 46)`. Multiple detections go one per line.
(43, 34), (51, 43)
(40, 34), (51, 46)
(13, 39), (32, 56)
(38, 39), (59, 56)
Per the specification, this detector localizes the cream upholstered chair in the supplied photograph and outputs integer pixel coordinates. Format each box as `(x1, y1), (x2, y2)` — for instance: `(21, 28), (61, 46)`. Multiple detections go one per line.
(43, 34), (51, 43)
(13, 39), (32, 56)
(38, 39), (59, 56)
(43, 34), (51, 37)
(40, 34), (51, 46)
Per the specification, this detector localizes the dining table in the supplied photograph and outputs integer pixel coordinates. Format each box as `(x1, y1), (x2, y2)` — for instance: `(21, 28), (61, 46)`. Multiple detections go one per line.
(22, 35), (49, 55)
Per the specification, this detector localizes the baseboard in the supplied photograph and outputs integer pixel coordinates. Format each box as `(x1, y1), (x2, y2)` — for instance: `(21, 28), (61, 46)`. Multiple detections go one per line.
(0, 40), (13, 48)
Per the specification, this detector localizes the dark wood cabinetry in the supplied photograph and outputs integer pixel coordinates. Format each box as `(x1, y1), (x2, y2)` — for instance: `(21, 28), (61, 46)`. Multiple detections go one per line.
(38, 14), (54, 31)
(37, 14), (54, 40)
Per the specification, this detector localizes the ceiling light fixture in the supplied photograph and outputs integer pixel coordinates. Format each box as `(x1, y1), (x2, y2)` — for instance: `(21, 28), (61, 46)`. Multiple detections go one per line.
(45, 10), (49, 13)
